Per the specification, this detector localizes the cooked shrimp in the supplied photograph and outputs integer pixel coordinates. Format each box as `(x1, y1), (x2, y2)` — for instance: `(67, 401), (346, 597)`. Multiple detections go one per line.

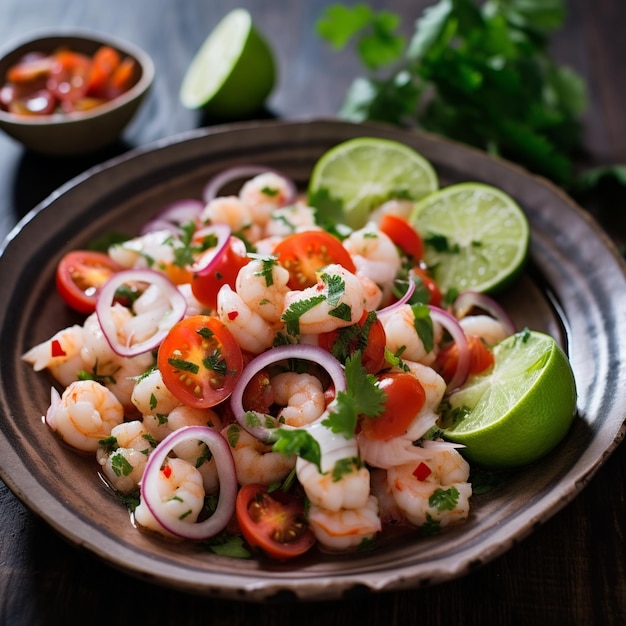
(264, 202), (319, 238)
(343, 224), (401, 299)
(380, 304), (441, 365)
(131, 368), (180, 422)
(96, 420), (155, 494)
(369, 199), (416, 223)
(217, 284), (277, 354)
(134, 457), (205, 539)
(201, 195), (262, 243)
(177, 283), (209, 318)
(108, 229), (176, 270)
(235, 257), (291, 324)
(21, 324), (86, 387)
(459, 314), (509, 347)
(307, 495), (381, 551)
(222, 423), (295, 486)
(369, 468), (405, 526)
(46, 380), (125, 452)
(271, 371), (326, 426)
(282, 264), (365, 336)
(239, 171), (294, 227)
(387, 444), (471, 530)
(356, 272), (384, 311)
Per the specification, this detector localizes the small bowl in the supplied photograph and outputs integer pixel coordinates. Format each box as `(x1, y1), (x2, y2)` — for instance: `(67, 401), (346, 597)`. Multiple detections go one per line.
(0, 30), (154, 155)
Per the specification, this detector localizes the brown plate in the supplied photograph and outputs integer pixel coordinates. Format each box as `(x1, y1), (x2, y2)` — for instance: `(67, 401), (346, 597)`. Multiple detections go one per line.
(0, 119), (625, 601)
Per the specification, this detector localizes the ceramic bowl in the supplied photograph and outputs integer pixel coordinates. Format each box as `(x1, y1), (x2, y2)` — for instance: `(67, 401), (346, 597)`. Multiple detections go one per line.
(0, 30), (154, 155)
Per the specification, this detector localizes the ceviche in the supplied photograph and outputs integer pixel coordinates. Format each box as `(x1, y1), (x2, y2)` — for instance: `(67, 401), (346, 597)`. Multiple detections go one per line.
(23, 159), (526, 560)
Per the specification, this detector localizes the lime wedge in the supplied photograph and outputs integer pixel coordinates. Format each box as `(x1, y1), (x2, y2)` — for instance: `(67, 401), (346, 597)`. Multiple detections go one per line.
(308, 137), (439, 229)
(440, 330), (577, 467)
(410, 182), (530, 294)
(180, 9), (276, 119)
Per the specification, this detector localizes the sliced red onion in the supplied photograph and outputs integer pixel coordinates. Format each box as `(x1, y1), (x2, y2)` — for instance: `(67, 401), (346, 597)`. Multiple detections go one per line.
(96, 269), (187, 357)
(377, 280), (416, 318)
(187, 224), (231, 276)
(203, 165), (297, 205)
(451, 290), (516, 336)
(230, 344), (347, 443)
(429, 305), (471, 392)
(140, 425), (237, 540)
(141, 199), (204, 235)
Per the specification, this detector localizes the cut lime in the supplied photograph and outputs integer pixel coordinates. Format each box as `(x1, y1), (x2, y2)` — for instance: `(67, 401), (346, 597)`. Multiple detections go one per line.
(308, 137), (439, 229)
(440, 330), (577, 468)
(410, 182), (530, 294)
(180, 9), (276, 119)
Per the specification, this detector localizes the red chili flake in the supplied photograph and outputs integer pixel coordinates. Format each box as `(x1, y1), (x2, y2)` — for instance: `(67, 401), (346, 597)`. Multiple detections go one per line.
(227, 310), (239, 320)
(51, 339), (66, 358)
(413, 462), (432, 481)
(316, 283), (324, 291)
(162, 464), (172, 479)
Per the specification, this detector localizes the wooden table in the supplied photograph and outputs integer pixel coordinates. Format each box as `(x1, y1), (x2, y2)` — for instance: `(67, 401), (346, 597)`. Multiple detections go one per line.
(1, 1), (625, 624)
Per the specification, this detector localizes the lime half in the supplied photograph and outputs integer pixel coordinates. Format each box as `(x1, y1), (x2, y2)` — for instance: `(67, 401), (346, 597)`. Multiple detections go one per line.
(440, 330), (577, 468)
(410, 182), (530, 294)
(180, 9), (275, 119)
(308, 137), (438, 229)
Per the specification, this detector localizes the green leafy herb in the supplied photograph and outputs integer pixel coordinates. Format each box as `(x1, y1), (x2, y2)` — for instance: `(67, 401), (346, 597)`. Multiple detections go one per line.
(272, 428), (322, 471)
(411, 303), (434, 353)
(281, 295), (326, 335)
(428, 486), (460, 511)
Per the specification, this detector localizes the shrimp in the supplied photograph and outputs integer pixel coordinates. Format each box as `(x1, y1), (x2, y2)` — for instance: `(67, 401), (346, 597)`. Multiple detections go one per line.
(235, 257), (291, 324)
(108, 229), (176, 270)
(369, 468), (405, 526)
(134, 457), (205, 540)
(216, 284), (277, 354)
(387, 444), (472, 530)
(459, 314), (509, 347)
(380, 304), (441, 365)
(307, 495), (381, 551)
(177, 283), (209, 318)
(342, 224), (401, 299)
(282, 264), (365, 335)
(201, 195), (262, 243)
(46, 380), (125, 452)
(239, 171), (294, 227)
(131, 368), (180, 423)
(21, 324), (86, 387)
(356, 272), (383, 311)
(264, 202), (319, 238)
(222, 423), (295, 486)
(96, 420), (155, 494)
(369, 198), (416, 223)
(271, 371), (326, 426)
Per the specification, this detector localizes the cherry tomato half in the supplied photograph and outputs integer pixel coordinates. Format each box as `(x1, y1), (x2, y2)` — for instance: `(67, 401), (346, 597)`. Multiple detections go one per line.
(274, 231), (356, 290)
(235, 483), (316, 560)
(360, 372), (426, 441)
(318, 311), (387, 374)
(157, 315), (243, 409)
(435, 333), (494, 384)
(410, 266), (442, 307)
(191, 237), (249, 310)
(379, 213), (424, 260)
(55, 250), (123, 314)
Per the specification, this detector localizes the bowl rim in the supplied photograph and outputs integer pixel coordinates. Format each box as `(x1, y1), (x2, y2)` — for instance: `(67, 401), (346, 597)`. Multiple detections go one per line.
(0, 27), (155, 127)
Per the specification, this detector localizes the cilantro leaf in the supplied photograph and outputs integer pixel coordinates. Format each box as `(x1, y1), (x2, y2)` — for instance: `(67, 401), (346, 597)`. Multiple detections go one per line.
(272, 429), (322, 472)
(281, 295), (326, 335)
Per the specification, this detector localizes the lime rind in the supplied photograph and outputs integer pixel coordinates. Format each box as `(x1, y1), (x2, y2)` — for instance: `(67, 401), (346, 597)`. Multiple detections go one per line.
(308, 137), (439, 229)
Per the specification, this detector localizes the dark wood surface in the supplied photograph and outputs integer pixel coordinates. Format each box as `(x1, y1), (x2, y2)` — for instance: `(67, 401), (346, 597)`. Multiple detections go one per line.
(1, 1), (625, 624)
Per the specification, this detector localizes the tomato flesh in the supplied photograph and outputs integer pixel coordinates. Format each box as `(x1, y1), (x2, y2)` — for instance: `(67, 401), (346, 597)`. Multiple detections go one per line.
(274, 231), (356, 290)
(236, 484), (315, 560)
(360, 372), (426, 440)
(435, 333), (494, 383)
(55, 250), (122, 314)
(158, 315), (243, 408)
(379, 213), (424, 260)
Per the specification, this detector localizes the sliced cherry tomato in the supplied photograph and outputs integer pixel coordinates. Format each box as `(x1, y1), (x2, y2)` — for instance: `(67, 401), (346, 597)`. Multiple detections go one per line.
(274, 231), (356, 290)
(55, 250), (123, 314)
(191, 237), (249, 310)
(84, 46), (121, 98)
(242, 369), (275, 413)
(379, 213), (424, 260)
(108, 56), (136, 97)
(360, 372), (426, 441)
(435, 333), (494, 383)
(410, 266), (442, 307)
(46, 50), (91, 104)
(6, 53), (54, 83)
(318, 310), (387, 374)
(235, 484), (316, 560)
(157, 315), (243, 409)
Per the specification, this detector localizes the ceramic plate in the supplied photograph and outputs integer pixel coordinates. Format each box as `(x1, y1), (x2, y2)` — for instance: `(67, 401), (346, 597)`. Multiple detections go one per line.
(1, 119), (625, 601)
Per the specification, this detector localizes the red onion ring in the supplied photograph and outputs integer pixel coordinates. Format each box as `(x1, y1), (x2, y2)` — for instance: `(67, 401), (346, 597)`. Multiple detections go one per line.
(377, 280), (416, 318)
(140, 425), (237, 540)
(230, 344), (347, 443)
(96, 269), (187, 357)
(141, 199), (204, 235)
(187, 224), (232, 276)
(452, 290), (516, 336)
(429, 305), (471, 392)
(203, 165), (297, 205)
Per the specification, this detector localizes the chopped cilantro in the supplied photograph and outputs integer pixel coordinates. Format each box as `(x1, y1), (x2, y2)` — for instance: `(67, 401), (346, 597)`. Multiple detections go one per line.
(429, 486), (460, 512)
(281, 295), (326, 335)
